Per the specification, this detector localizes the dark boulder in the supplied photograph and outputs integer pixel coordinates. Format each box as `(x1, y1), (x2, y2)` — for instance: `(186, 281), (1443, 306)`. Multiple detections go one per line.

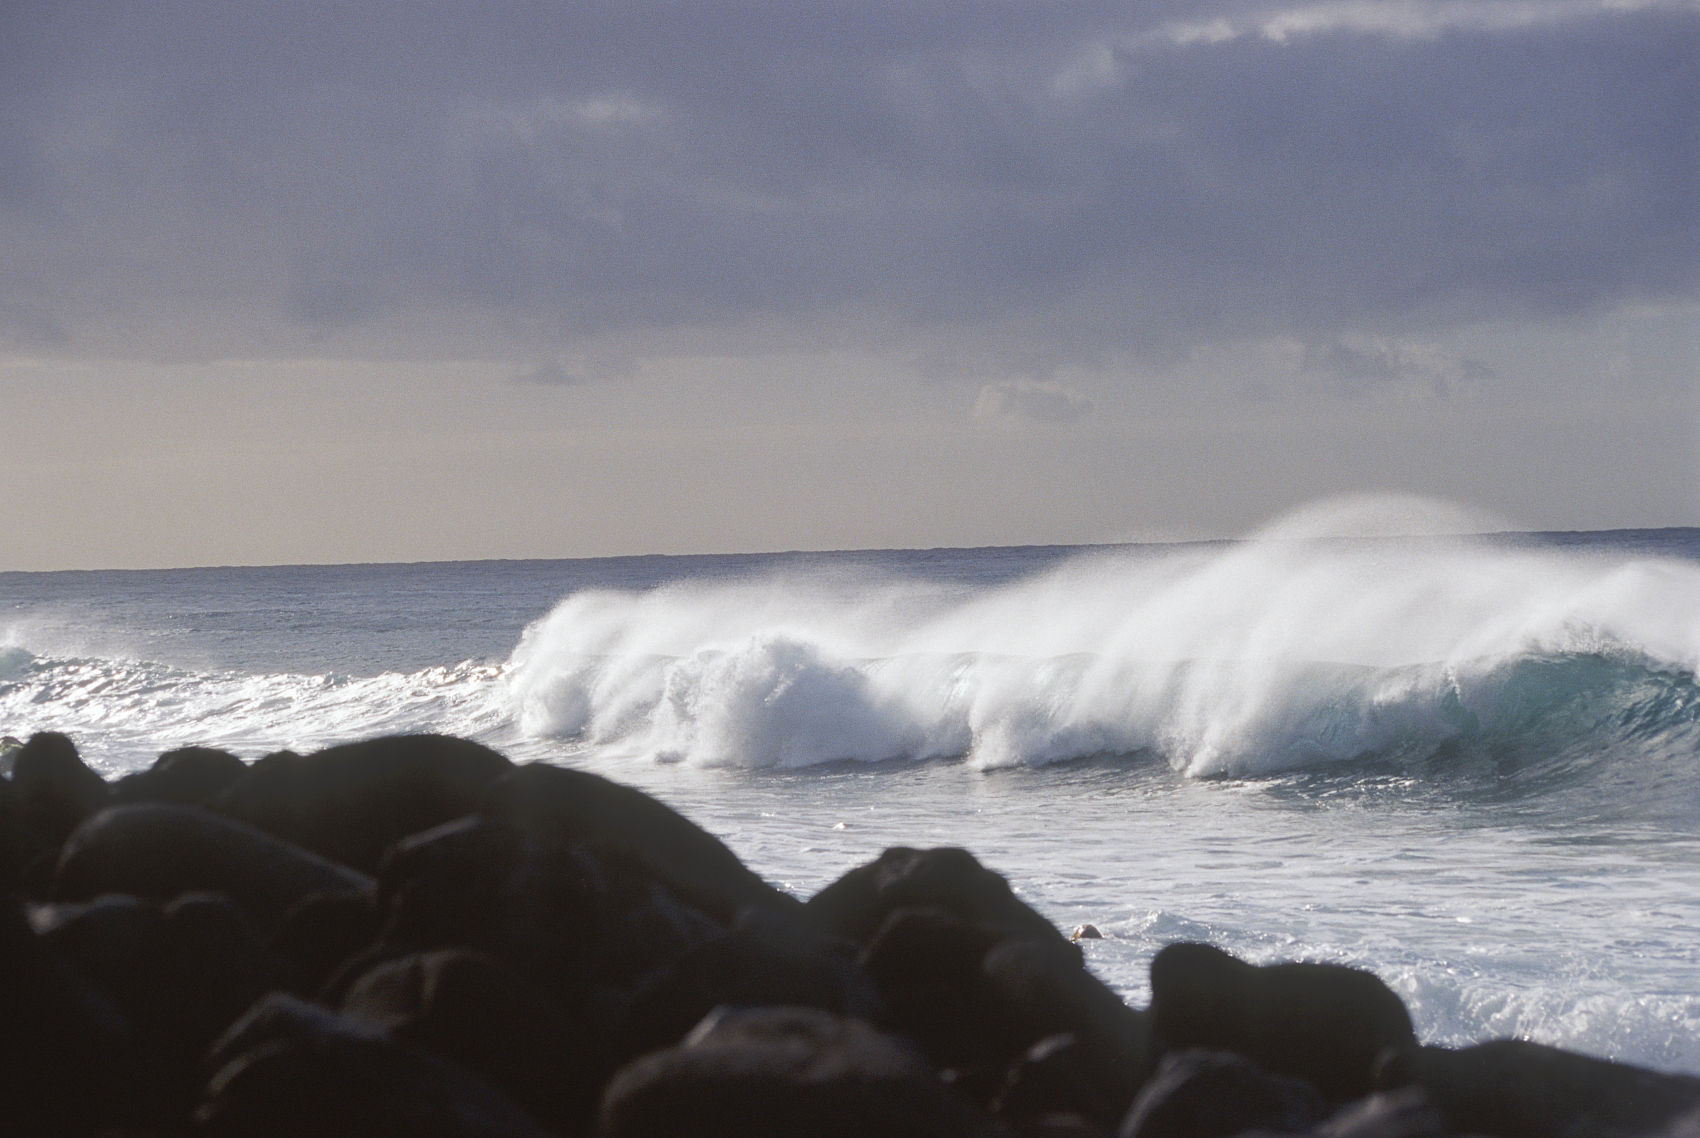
(111, 744), (247, 806)
(1314, 1087), (1447, 1138)
(1, 896), (139, 1131)
(983, 937), (1150, 1120)
(211, 734), (512, 873)
(339, 947), (598, 1132)
(197, 991), (553, 1138)
(53, 803), (373, 933)
(366, 813), (723, 1006)
(1149, 942), (1414, 1102)
(806, 846), (1073, 951)
(599, 1004), (1000, 1138)
(32, 891), (284, 1122)
(1117, 1049), (1328, 1138)
(615, 905), (882, 1062)
(1403, 1039), (1700, 1138)
(8, 731), (109, 870)
(479, 760), (798, 923)
(268, 888), (382, 997)
(858, 905), (1028, 1076)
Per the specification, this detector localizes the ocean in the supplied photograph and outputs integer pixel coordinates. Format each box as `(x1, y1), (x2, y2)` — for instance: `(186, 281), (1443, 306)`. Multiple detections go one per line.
(4, 502), (1698, 1074)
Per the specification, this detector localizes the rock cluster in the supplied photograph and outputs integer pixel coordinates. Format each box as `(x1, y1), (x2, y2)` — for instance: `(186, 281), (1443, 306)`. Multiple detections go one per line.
(1, 730), (1696, 1137)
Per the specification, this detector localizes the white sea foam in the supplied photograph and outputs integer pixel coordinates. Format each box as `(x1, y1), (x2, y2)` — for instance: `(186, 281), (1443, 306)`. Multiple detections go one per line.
(505, 497), (1700, 773)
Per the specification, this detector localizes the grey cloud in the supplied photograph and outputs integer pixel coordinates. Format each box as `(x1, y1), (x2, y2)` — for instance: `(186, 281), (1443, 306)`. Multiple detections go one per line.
(974, 379), (1095, 424)
(1300, 337), (1497, 396)
(1, 1), (1693, 365)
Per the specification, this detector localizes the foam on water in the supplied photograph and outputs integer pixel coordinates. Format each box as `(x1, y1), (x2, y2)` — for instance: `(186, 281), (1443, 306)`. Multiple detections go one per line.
(4, 497), (1698, 1073)
(0, 646), (507, 775)
(505, 498), (1700, 780)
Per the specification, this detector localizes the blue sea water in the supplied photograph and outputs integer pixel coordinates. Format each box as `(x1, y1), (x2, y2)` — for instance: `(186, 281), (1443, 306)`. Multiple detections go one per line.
(4, 501), (1698, 1072)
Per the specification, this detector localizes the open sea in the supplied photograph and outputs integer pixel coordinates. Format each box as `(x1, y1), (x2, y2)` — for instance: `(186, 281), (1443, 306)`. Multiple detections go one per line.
(4, 501), (1698, 1073)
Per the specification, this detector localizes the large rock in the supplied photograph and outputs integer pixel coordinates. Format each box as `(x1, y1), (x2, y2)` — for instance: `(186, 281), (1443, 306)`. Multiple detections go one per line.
(599, 1005), (999, 1138)
(211, 734), (512, 873)
(8, 731), (109, 874)
(197, 992), (553, 1138)
(363, 813), (722, 1007)
(1118, 1049), (1328, 1138)
(479, 761), (798, 923)
(339, 947), (598, 1132)
(0, 896), (138, 1131)
(32, 891), (284, 1121)
(806, 846), (1073, 951)
(1403, 1039), (1700, 1138)
(53, 803), (373, 932)
(1148, 942), (1414, 1102)
(111, 744), (247, 806)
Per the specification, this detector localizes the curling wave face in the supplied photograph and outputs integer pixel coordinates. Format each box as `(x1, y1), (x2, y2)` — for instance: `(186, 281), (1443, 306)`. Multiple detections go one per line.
(504, 518), (1700, 785)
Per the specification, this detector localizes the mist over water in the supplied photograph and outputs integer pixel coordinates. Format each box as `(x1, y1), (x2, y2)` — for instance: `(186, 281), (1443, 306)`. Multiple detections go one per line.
(506, 498), (1700, 786)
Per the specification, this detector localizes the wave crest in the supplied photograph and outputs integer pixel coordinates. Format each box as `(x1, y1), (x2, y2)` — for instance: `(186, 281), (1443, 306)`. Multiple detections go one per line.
(504, 524), (1700, 777)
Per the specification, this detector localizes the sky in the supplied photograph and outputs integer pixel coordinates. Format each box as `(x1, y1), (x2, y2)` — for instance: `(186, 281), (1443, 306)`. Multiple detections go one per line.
(1, 0), (1696, 570)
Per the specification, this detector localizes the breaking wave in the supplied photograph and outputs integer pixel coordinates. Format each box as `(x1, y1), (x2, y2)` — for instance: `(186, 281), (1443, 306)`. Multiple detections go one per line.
(506, 502), (1700, 785)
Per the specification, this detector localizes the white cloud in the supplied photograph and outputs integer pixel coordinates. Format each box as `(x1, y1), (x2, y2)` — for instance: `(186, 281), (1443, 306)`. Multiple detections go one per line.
(973, 379), (1095, 425)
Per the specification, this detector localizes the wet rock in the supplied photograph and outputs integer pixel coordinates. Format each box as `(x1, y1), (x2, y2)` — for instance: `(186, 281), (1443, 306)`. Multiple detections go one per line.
(599, 1005), (1000, 1138)
(111, 745), (247, 806)
(480, 760), (799, 923)
(1404, 1039), (1700, 1138)
(1149, 942), (1415, 1102)
(1118, 1049), (1328, 1138)
(211, 734), (512, 873)
(53, 803), (373, 933)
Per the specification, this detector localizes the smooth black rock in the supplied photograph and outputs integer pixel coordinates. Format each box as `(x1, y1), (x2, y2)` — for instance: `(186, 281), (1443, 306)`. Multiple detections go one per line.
(198, 991), (553, 1138)
(367, 813), (723, 1007)
(983, 937), (1150, 1120)
(806, 846), (1074, 952)
(1404, 1039), (1700, 1138)
(210, 734), (512, 873)
(599, 1005), (1000, 1138)
(615, 905), (882, 1062)
(340, 947), (597, 1132)
(1314, 1087), (1447, 1138)
(1149, 942), (1415, 1102)
(480, 761), (798, 923)
(111, 745), (247, 806)
(1118, 1049), (1329, 1138)
(9, 731), (109, 867)
(268, 888), (382, 997)
(858, 905), (1027, 1074)
(32, 891), (284, 1122)
(53, 803), (374, 933)
(1, 896), (138, 1131)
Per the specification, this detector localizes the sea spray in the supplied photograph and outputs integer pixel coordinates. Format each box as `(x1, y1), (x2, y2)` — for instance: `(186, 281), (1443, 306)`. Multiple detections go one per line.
(504, 498), (1700, 775)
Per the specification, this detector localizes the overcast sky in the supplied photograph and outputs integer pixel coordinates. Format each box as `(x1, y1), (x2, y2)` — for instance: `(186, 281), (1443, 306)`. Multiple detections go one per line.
(2, 0), (1696, 570)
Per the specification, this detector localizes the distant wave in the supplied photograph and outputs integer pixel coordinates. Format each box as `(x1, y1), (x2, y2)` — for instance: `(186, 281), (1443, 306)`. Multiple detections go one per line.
(0, 647), (507, 776)
(505, 504), (1700, 782)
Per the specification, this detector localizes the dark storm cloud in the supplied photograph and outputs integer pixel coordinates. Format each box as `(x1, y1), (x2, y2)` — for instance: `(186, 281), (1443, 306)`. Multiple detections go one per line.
(2, 1), (1694, 361)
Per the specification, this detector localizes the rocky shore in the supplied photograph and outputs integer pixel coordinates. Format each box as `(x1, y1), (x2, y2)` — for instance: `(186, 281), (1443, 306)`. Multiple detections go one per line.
(2, 731), (1696, 1137)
